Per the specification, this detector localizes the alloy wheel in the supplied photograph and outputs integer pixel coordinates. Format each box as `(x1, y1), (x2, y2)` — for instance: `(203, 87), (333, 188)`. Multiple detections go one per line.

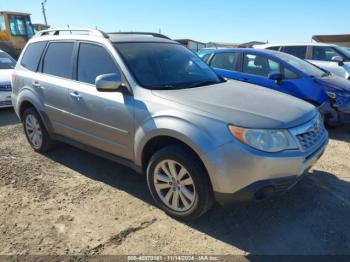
(153, 160), (196, 212)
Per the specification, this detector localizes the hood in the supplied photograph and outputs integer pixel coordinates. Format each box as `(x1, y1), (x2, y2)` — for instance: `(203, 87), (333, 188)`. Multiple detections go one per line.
(314, 74), (350, 93)
(0, 69), (14, 84)
(152, 80), (316, 129)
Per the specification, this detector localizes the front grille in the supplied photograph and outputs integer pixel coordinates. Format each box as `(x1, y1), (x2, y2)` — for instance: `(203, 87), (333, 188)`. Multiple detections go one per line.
(295, 117), (325, 151)
(0, 84), (12, 91)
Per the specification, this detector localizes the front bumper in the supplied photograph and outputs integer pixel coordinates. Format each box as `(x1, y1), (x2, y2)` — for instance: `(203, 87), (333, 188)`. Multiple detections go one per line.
(320, 96), (350, 124)
(201, 127), (328, 204)
(0, 91), (12, 108)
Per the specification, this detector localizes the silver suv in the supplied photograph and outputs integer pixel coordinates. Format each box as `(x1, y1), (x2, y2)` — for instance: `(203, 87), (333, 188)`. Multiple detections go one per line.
(12, 29), (328, 220)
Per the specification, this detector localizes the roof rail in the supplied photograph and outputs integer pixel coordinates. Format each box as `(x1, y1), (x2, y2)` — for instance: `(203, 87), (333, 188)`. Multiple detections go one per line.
(107, 32), (171, 40)
(35, 28), (109, 38)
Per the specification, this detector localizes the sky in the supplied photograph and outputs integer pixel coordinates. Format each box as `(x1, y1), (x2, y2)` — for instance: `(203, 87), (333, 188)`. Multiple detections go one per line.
(1, 0), (349, 44)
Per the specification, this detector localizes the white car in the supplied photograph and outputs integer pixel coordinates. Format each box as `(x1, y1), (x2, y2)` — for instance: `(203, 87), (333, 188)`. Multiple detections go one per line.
(254, 43), (350, 80)
(0, 50), (15, 108)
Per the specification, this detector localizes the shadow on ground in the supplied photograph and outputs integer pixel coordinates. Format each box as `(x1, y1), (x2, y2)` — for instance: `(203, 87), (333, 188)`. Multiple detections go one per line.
(327, 125), (350, 143)
(44, 140), (350, 255)
(0, 108), (20, 127)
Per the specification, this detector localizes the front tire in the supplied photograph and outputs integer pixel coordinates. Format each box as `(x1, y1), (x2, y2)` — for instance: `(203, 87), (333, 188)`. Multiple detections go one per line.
(146, 145), (213, 220)
(22, 107), (54, 153)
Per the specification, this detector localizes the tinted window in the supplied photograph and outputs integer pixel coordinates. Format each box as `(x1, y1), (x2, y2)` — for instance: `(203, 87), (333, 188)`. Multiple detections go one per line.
(21, 41), (47, 72)
(267, 46), (280, 51)
(312, 46), (342, 61)
(43, 42), (74, 78)
(0, 52), (16, 69)
(283, 67), (299, 79)
(115, 43), (221, 89)
(210, 53), (240, 71)
(77, 43), (119, 85)
(242, 54), (280, 77)
(282, 46), (307, 59)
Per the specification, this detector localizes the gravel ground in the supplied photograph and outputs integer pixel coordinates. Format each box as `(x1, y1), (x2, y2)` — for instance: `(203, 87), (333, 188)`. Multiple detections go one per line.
(1, 108), (350, 256)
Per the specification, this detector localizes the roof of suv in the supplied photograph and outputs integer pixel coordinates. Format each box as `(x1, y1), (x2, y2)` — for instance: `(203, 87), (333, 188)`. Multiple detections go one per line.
(31, 28), (177, 45)
(107, 33), (177, 44)
(255, 42), (336, 49)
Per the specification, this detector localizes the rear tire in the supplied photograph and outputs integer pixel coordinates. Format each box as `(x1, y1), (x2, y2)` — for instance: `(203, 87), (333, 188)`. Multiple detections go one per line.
(22, 107), (55, 153)
(146, 145), (213, 220)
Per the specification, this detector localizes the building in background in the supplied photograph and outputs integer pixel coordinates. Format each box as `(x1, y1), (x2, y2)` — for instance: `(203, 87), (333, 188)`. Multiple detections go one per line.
(313, 34), (350, 48)
(205, 42), (238, 49)
(238, 41), (266, 48)
(176, 39), (206, 52)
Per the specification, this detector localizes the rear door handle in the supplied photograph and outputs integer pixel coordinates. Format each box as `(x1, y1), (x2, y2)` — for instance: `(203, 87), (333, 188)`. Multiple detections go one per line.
(70, 91), (82, 101)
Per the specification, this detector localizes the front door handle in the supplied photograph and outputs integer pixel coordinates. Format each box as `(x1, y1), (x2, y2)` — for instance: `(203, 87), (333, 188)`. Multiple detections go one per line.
(70, 91), (82, 101)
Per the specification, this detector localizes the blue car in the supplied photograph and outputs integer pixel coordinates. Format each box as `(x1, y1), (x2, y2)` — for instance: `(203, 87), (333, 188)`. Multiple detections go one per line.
(198, 48), (350, 124)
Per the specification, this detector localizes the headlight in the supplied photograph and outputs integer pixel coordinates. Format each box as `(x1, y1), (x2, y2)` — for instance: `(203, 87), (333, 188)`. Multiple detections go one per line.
(229, 125), (298, 153)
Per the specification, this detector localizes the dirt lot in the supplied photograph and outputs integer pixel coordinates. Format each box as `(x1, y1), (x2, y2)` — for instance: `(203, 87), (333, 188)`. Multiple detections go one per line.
(1, 108), (350, 256)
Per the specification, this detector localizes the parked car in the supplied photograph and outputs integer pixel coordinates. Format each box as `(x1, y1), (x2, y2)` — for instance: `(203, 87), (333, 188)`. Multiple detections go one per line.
(12, 29), (328, 220)
(0, 49), (15, 108)
(198, 48), (350, 125)
(254, 43), (350, 80)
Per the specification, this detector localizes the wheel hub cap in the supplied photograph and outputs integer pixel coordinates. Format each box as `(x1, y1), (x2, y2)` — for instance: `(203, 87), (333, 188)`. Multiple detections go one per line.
(25, 114), (43, 149)
(153, 160), (196, 212)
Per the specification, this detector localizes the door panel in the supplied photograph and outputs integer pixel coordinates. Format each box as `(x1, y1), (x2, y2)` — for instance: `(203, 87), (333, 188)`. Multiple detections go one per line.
(66, 82), (134, 159)
(33, 73), (72, 136)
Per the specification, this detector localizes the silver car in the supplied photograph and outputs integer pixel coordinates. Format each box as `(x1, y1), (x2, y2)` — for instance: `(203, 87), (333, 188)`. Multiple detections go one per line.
(0, 50), (16, 108)
(12, 29), (328, 220)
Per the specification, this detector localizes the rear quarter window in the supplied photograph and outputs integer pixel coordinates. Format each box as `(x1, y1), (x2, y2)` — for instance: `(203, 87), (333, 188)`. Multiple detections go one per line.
(20, 41), (47, 72)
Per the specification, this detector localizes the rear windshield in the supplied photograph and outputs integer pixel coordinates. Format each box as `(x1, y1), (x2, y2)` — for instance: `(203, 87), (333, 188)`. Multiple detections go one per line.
(0, 52), (16, 69)
(114, 42), (221, 89)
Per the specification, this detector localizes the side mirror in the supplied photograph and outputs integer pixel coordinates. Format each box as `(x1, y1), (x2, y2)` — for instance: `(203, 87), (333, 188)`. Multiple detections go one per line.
(331, 56), (344, 66)
(268, 72), (284, 84)
(95, 73), (122, 92)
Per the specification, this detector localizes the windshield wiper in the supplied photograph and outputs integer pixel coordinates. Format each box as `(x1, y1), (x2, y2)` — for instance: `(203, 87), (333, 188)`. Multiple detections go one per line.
(321, 72), (331, 77)
(186, 80), (221, 88)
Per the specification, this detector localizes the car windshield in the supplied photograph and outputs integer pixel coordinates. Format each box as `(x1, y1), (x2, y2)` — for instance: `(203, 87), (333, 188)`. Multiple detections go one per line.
(274, 51), (326, 78)
(114, 42), (222, 89)
(0, 52), (16, 69)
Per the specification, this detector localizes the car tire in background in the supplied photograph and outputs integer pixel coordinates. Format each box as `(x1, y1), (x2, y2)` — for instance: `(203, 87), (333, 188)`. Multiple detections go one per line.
(22, 107), (55, 153)
(146, 145), (213, 220)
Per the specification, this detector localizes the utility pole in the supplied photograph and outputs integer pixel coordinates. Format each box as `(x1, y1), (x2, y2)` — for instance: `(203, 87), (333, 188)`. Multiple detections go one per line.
(41, 0), (48, 26)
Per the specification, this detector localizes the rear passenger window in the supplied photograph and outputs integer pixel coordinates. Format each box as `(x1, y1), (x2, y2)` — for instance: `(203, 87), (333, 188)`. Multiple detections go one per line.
(21, 41), (47, 72)
(210, 53), (240, 72)
(242, 54), (280, 77)
(43, 42), (74, 78)
(77, 43), (119, 85)
(281, 46), (307, 59)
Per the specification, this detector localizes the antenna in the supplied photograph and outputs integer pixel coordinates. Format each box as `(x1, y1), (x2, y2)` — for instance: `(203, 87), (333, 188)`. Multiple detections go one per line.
(41, 0), (48, 26)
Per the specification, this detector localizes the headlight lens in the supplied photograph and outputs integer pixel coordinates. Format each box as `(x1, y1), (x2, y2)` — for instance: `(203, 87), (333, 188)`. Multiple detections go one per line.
(229, 125), (298, 152)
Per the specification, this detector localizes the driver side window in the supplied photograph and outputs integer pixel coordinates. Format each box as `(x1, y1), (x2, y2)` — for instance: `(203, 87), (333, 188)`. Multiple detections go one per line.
(77, 43), (120, 85)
